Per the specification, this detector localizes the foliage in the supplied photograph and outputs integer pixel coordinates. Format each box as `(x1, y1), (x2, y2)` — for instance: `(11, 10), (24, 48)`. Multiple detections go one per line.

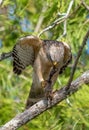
(0, 0), (89, 130)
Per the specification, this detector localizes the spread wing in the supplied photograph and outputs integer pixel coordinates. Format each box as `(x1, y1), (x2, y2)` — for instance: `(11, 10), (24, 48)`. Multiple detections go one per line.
(12, 36), (42, 75)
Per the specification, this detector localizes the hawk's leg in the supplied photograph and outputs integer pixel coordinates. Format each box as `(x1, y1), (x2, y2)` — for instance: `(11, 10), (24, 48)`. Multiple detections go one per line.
(44, 81), (53, 100)
(43, 65), (58, 100)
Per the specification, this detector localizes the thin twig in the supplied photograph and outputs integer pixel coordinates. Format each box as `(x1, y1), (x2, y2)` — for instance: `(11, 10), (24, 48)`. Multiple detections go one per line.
(59, 20), (67, 39)
(66, 30), (89, 91)
(59, 0), (75, 38)
(1, 70), (89, 130)
(38, 0), (74, 36)
(81, 0), (89, 11)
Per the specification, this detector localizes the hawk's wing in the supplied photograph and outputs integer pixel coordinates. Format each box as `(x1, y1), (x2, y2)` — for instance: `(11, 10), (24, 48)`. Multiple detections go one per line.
(12, 36), (42, 75)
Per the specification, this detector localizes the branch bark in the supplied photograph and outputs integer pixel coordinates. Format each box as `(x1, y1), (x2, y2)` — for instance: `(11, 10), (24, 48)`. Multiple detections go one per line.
(0, 52), (12, 61)
(1, 70), (89, 130)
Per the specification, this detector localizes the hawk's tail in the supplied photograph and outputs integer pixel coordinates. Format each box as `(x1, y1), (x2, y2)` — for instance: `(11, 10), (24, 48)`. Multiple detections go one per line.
(25, 83), (45, 109)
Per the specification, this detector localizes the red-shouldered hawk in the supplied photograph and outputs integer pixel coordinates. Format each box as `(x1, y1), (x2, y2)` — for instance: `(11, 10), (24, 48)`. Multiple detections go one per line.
(12, 35), (72, 108)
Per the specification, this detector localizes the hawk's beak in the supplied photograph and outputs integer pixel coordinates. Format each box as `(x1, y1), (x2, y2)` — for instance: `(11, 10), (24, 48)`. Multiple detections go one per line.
(53, 61), (57, 66)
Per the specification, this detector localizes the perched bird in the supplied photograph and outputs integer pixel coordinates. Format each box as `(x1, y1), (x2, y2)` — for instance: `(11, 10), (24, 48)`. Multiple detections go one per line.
(12, 35), (72, 109)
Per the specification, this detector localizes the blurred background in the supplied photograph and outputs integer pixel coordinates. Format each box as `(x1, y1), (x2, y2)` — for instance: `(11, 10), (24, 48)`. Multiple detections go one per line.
(0, 0), (89, 130)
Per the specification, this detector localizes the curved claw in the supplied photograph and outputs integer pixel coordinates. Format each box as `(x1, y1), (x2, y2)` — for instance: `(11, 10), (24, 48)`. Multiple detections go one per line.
(41, 80), (53, 100)
(41, 80), (48, 88)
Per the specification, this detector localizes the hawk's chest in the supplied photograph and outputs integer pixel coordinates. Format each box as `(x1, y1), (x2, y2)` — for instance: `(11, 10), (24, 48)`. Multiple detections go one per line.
(42, 41), (64, 65)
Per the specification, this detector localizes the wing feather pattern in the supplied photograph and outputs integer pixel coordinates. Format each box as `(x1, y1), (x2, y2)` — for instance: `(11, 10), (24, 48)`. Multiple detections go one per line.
(12, 36), (42, 75)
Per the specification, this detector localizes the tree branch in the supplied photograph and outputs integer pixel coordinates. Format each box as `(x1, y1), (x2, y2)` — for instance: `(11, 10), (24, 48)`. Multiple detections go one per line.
(1, 70), (89, 130)
(81, 0), (89, 11)
(0, 52), (12, 61)
(66, 30), (89, 90)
